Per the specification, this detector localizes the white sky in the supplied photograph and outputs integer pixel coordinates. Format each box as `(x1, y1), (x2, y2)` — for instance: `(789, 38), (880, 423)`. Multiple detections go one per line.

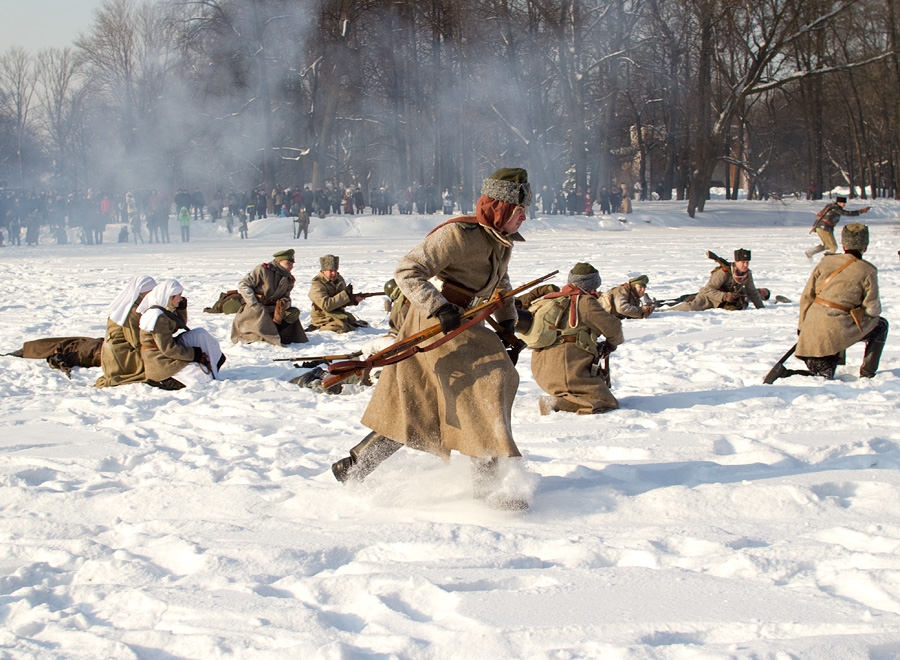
(0, 0), (104, 52)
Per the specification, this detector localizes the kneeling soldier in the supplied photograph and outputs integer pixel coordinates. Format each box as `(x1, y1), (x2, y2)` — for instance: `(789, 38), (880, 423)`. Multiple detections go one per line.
(523, 262), (624, 414)
(767, 223), (888, 381)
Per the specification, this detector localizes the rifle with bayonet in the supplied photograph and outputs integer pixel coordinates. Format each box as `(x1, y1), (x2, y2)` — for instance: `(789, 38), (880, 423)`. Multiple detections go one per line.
(273, 350), (363, 368)
(322, 270), (560, 390)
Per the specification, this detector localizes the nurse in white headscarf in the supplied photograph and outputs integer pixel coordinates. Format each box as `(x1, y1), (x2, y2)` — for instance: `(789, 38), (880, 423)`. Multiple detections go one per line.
(137, 279), (224, 389)
(95, 275), (157, 388)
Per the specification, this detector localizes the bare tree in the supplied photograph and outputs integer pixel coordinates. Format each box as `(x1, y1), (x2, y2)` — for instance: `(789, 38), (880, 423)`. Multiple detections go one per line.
(0, 47), (38, 187)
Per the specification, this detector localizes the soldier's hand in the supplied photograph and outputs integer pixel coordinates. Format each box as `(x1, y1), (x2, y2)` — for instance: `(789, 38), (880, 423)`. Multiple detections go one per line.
(641, 304), (654, 318)
(351, 294), (365, 305)
(433, 303), (462, 334)
(598, 341), (616, 359)
(863, 206), (871, 213)
(722, 292), (738, 303)
(177, 296), (188, 310)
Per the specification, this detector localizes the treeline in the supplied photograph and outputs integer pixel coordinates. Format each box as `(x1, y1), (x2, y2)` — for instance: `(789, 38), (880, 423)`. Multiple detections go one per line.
(0, 0), (896, 215)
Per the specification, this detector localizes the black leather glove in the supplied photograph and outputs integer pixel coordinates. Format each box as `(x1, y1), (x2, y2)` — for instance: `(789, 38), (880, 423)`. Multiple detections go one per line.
(192, 347), (204, 362)
(177, 297), (188, 310)
(433, 303), (462, 333)
(598, 341), (616, 359)
(345, 283), (354, 297)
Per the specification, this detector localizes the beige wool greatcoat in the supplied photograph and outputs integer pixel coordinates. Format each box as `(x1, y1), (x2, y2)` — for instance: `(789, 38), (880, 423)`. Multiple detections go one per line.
(531, 295), (624, 414)
(797, 253), (881, 358)
(308, 273), (366, 333)
(599, 283), (645, 319)
(139, 308), (193, 382)
(95, 302), (146, 387)
(361, 222), (521, 460)
(231, 262), (307, 346)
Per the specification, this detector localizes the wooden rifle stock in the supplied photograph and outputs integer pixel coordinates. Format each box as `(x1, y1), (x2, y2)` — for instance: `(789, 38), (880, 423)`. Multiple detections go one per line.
(322, 270), (559, 389)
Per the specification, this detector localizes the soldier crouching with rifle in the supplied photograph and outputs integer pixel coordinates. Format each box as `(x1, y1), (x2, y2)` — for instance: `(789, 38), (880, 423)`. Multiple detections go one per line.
(765, 223), (888, 383)
(522, 263), (624, 415)
(665, 248), (768, 312)
(330, 168), (536, 510)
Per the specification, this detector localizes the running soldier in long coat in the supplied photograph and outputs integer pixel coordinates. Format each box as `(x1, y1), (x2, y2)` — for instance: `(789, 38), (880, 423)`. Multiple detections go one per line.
(308, 255), (368, 333)
(331, 168), (534, 509)
(599, 275), (654, 319)
(668, 249), (766, 312)
(95, 275), (157, 387)
(768, 223), (888, 381)
(530, 263), (624, 415)
(231, 249), (307, 346)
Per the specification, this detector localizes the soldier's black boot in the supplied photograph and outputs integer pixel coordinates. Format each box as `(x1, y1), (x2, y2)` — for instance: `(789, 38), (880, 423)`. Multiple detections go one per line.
(332, 432), (401, 483)
(860, 318), (889, 378)
(803, 355), (839, 380)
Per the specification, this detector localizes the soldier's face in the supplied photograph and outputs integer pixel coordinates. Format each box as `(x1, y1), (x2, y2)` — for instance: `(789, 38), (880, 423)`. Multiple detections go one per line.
(733, 260), (749, 272)
(322, 269), (339, 281)
(634, 284), (646, 296)
(278, 259), (294, 272)
(498, 205), (526, 234)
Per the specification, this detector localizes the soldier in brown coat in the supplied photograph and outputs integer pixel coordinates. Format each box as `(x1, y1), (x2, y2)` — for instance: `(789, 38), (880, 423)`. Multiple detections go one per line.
(667, 249), (767, 312)
(7, 337), (103, 375)
(529, 263), (624, 415)
(307, 254), (369, 333)
(95, 275), (158, 387)
(331, 167), (533, 510)
(599, 275), (654, 319)
(231, 249), (307, 346)
(767, 223), (888, 381)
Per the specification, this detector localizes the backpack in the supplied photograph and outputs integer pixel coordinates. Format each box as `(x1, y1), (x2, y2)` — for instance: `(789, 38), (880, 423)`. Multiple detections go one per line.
(518, 296), (571, 349)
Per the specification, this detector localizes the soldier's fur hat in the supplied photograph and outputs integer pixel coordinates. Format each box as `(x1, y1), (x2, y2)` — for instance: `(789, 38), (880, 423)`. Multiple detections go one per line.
(568, 262), (601, 292)
(319, 254), (339, 271)
(836, 195), (848, 204)
(734, 248), (751, 262)
(481, 168), (533, 207)
(842, 222), (869, 251)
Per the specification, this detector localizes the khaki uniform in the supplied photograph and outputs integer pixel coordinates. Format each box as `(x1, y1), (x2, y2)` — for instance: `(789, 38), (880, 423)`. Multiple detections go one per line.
(308, 273), (367, 333)
(231, 262), (307, 346)
(599, 283), (646, 319)
(139, 308), (195, 382)
(669, 266), (765, 311)
(797, 253), (881, 358)
(96, 303), (146, 387)
(531, 295), (624, 414)
(361, 222), (520, 459)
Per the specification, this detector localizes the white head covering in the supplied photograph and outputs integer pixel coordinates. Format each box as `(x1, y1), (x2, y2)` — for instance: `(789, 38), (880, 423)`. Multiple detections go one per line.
(137, 279), (184, 332)
(107, 275), (157, 326)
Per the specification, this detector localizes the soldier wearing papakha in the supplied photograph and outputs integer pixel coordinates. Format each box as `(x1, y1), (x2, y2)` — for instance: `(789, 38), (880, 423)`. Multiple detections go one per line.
(307, 254), (370, 333)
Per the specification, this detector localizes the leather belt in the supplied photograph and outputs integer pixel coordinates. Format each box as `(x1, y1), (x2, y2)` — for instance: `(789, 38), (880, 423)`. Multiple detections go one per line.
(814, 297), (850, 313)
(560, 335), (578, 343)
(440, 279), (476, 308)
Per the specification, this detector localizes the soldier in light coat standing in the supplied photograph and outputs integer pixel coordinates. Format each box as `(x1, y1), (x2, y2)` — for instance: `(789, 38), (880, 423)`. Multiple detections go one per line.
(768, 223), (888, 381)
(231, 249), (307, 346)
(529, 263), (624, 415)
(330, 167), (533, 510)
(599, 274), (654, 319)
(308, 255), (368, 333)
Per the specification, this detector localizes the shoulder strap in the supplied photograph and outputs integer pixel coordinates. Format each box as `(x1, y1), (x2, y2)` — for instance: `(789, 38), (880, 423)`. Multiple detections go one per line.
(815, 255), (858, 297)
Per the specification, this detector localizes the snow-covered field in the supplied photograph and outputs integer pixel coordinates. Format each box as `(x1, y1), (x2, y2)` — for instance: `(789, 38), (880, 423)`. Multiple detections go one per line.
(1, 197), (899, 659)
